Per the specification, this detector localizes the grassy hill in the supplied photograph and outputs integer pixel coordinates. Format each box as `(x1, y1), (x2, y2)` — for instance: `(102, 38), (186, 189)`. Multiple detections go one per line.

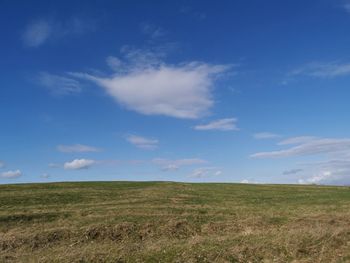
(1, 181), (350, 262)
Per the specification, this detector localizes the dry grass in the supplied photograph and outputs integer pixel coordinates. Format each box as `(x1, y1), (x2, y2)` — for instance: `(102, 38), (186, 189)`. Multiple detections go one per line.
(0, 181), (350, 262)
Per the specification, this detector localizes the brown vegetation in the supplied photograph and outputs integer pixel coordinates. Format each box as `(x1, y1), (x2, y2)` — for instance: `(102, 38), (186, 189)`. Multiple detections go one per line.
(0, 182), (350, 262)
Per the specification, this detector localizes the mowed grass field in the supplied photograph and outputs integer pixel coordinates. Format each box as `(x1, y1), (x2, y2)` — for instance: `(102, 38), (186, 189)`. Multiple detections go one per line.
(1, 182), (350, 262)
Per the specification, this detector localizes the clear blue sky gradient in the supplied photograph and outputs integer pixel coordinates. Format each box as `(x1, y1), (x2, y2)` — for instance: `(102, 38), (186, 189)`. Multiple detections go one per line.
(1, 0), (350, 184)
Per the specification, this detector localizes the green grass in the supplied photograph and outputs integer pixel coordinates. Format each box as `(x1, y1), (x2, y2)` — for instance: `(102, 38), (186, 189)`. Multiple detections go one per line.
(1, 181), (350, 262)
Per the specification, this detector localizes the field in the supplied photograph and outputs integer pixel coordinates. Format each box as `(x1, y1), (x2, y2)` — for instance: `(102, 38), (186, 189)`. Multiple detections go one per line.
(1, 182), (350, 262)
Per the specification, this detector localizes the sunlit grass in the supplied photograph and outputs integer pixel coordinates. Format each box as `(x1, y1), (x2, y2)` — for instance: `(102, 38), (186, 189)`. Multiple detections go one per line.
(1, 182), (350, 262)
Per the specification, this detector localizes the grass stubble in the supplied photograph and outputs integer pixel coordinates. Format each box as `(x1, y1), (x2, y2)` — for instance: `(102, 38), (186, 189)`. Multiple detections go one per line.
(0, 181), (350, 262)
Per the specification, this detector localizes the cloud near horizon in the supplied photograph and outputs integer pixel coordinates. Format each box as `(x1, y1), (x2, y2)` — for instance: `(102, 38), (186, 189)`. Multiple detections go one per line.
(240, 179), (263, 184)
(251, 136), (350, 185)
(1, 170), (22, 178)
(295, 157), (350, 185)
(71, 48), (229, 119)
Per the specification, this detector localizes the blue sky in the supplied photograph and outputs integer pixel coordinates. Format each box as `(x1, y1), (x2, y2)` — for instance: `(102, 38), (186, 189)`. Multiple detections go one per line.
(1, 0), (350, 185)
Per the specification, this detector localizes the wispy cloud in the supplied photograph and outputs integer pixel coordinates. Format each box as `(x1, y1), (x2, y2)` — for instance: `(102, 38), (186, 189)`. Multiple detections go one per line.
(140, 22), (166, 39)
(251, 136), (350, 185)
(180, 6), (207, 20)
(251, 137), (350, 159)
(57, 144), (101, 153)
(48, 163), (60, 168)
(37, 72), (82, 96)
(277, 136), (317, 145)
(64, 159), (95, 170)
(153, 158), (207, 171)
(194, 118), (239, 131)
(343, 2), (350, 13)
(22, 20), (51, 47)
(160, 164), (179, 172)
(0, 161), (5, 168)
(126, 135), (159, 150)
(106, 56), (123, 71)
(1, 170), (22, 178)
(71, 47), (230, 119)
(22, 17), (96, 47)
(190, 167), (222, 178)
(290, 61), (350, 78)
(253, 132), (280, 140)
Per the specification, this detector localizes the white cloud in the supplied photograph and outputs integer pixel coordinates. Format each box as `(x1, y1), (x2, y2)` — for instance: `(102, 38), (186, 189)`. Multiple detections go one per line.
(194, 118), (239, 131)
(1, 170), (22, 178)
(126, 135), (159, 150)
(37, 72), (82, 96)
(71, 48), (229, 119)
(64, 159), (95, 170)
(240, 179), (250, 184)
(153, 158), (207, 171)
(298, 171), (333, 185)
(297, 157), (350, 185)
(0, 161), (5, 168)
(22, 17), (95, 47)
(253, 132), (280, 140)
(190, 167), (221, 178)
(251, 136), (350, 185)
(22, 20), (51, 47)
(251, 137), (350, 159)
(57, 144), (101, 153)
(291, 61), (350, 78)
(240, 179), (263, 184)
